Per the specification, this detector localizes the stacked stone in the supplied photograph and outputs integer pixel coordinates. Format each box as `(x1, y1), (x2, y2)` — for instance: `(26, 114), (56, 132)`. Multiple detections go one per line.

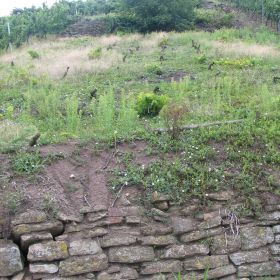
(0, 190), (280, 279)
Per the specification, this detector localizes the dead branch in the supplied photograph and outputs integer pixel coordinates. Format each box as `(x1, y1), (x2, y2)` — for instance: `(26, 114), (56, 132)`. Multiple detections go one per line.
(111, 183), (125, 207)
(152, 119), (244, 134)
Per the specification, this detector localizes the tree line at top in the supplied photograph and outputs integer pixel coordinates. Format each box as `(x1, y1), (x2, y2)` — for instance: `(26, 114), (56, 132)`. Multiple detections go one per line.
(0, 0), (200, 50)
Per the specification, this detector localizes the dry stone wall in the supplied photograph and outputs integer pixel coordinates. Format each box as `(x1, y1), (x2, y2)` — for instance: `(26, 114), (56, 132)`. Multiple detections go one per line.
(1, 192), (280, 280)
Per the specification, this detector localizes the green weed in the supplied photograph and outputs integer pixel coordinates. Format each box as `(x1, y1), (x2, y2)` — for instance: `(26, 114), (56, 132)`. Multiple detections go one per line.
(88, 47), (102, 59)
(11, 152), (45, 174)
(27, 49), (40, 59)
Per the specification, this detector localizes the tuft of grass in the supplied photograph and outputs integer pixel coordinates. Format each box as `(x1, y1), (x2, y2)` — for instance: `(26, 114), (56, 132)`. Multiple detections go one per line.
(0, 120), (38, 153)
(27, 49), (40, 59)
(88, 47), (102, 60)
(146, 63), (163, 75)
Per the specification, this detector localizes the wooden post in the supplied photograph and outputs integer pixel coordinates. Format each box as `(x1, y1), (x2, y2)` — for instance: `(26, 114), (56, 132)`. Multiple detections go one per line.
(7, 22), (13, 52)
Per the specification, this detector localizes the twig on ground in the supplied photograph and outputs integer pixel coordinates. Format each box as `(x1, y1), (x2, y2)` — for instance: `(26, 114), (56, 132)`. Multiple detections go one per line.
(84, 194), (91, 207)
(111, 183), (125, 207)
(153, 119), (244, 133)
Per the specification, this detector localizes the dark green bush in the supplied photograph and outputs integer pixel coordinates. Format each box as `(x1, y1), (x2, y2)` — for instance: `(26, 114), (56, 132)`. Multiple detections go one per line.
(136, 92), (168, 117)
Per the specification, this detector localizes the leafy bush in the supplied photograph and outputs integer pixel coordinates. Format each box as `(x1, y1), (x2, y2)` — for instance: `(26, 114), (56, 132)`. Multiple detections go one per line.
(27, 49), (40, 59)
(146, 63), (163, 75)
(88, 47), (102, 60)
(136, 93), (168, 117)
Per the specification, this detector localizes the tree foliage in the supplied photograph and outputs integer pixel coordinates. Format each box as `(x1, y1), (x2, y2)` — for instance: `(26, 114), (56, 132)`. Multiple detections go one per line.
(0, 0), (199, 50)
(229, 0), (280, 22)
(122, 0), (199, 32)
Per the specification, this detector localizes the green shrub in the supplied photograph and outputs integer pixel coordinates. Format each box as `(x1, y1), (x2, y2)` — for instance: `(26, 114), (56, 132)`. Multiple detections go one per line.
(27, 49), (40, 59)
(88, 47), (102, 60)
(136, 93), (168, 117)
(146, 63), (163, 75)
(158, 37), (169, 48)
(195, 54), (207, 64)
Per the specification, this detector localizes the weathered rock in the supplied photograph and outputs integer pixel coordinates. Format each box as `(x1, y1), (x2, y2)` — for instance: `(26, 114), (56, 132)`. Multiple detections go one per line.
(211, 234), (241, 254)
(28, 241), (68, 262)
(229, 248), (270, 265)
(273, 225), (280, 233)
(20, 232), (53, 251)
(181, 228), (222, 243)
(108, 246), (155, 263)
(155, 201), (169, 211)
(171, 217), (197, 234)
(56, 212), (83, 223)
(69, 239), (102, 256)
(0, 240), (23, 277)
(240, 226), (274, 250)
(141, 224), (173, 236)
(151, 192), (171, 203)
(259, 211), (280, 221)
(29, 263), (58, 274)
(275, 234), (280, 243)
(181, 205), (198, 216)
(197, 216), (221, 230)
(100, 235), (137, 248)
(97, 267), (138, 280)
(87, 212), (108, 223)
(141, 260), (181, 275)
(238, 261), (280, 277)
(265, 204), (280, 212)
(271, 244), (280, 255)
(139, 235), (177, 246)
(184, 255), (229, 270)
(10, 272), (25, 280)
(12, 221), (64, 239)
(80, 205), (107, 214)
(59, 254), (108, 276)
(108, 206), (145, 217)
(207, 265), (236, 279)
(151, 208), (169, 218)
(160, 244), (209, 259)
(126, 216), (141, 224)
(12, 210), (47, 226)
(107, 265), (121, 274)
(207, 191), (234, 201)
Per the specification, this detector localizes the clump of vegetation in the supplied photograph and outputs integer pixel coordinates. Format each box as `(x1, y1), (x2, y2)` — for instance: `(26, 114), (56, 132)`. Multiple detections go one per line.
(195, 8), (233, 28)
(160, 101), (189, 139)
(158, 36), (169, 48)
(3, 192), (24, 214)
(0, 121), (38, 153)
(11, 152), (45, 174)
(88, 47), (102, 60)
(146, 63), (163, 75)
(27, 49), (40, 59)
(195, 53), (207, 64)
(136, 93), (168, 117)
(214, 57), (258, 68)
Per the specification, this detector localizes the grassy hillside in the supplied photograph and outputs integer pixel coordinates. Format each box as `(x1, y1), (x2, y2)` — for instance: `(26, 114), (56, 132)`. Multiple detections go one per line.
(0, 20), (280, 216)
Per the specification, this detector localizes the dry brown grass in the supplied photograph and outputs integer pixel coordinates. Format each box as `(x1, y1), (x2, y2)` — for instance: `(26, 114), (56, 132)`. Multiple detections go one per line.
(0, 33), (168, 80)
(210, 40), (279, 57)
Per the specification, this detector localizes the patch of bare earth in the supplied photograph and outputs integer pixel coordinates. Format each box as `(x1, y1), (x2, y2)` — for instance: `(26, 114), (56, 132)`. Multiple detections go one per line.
(0, 140), (158, 229)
